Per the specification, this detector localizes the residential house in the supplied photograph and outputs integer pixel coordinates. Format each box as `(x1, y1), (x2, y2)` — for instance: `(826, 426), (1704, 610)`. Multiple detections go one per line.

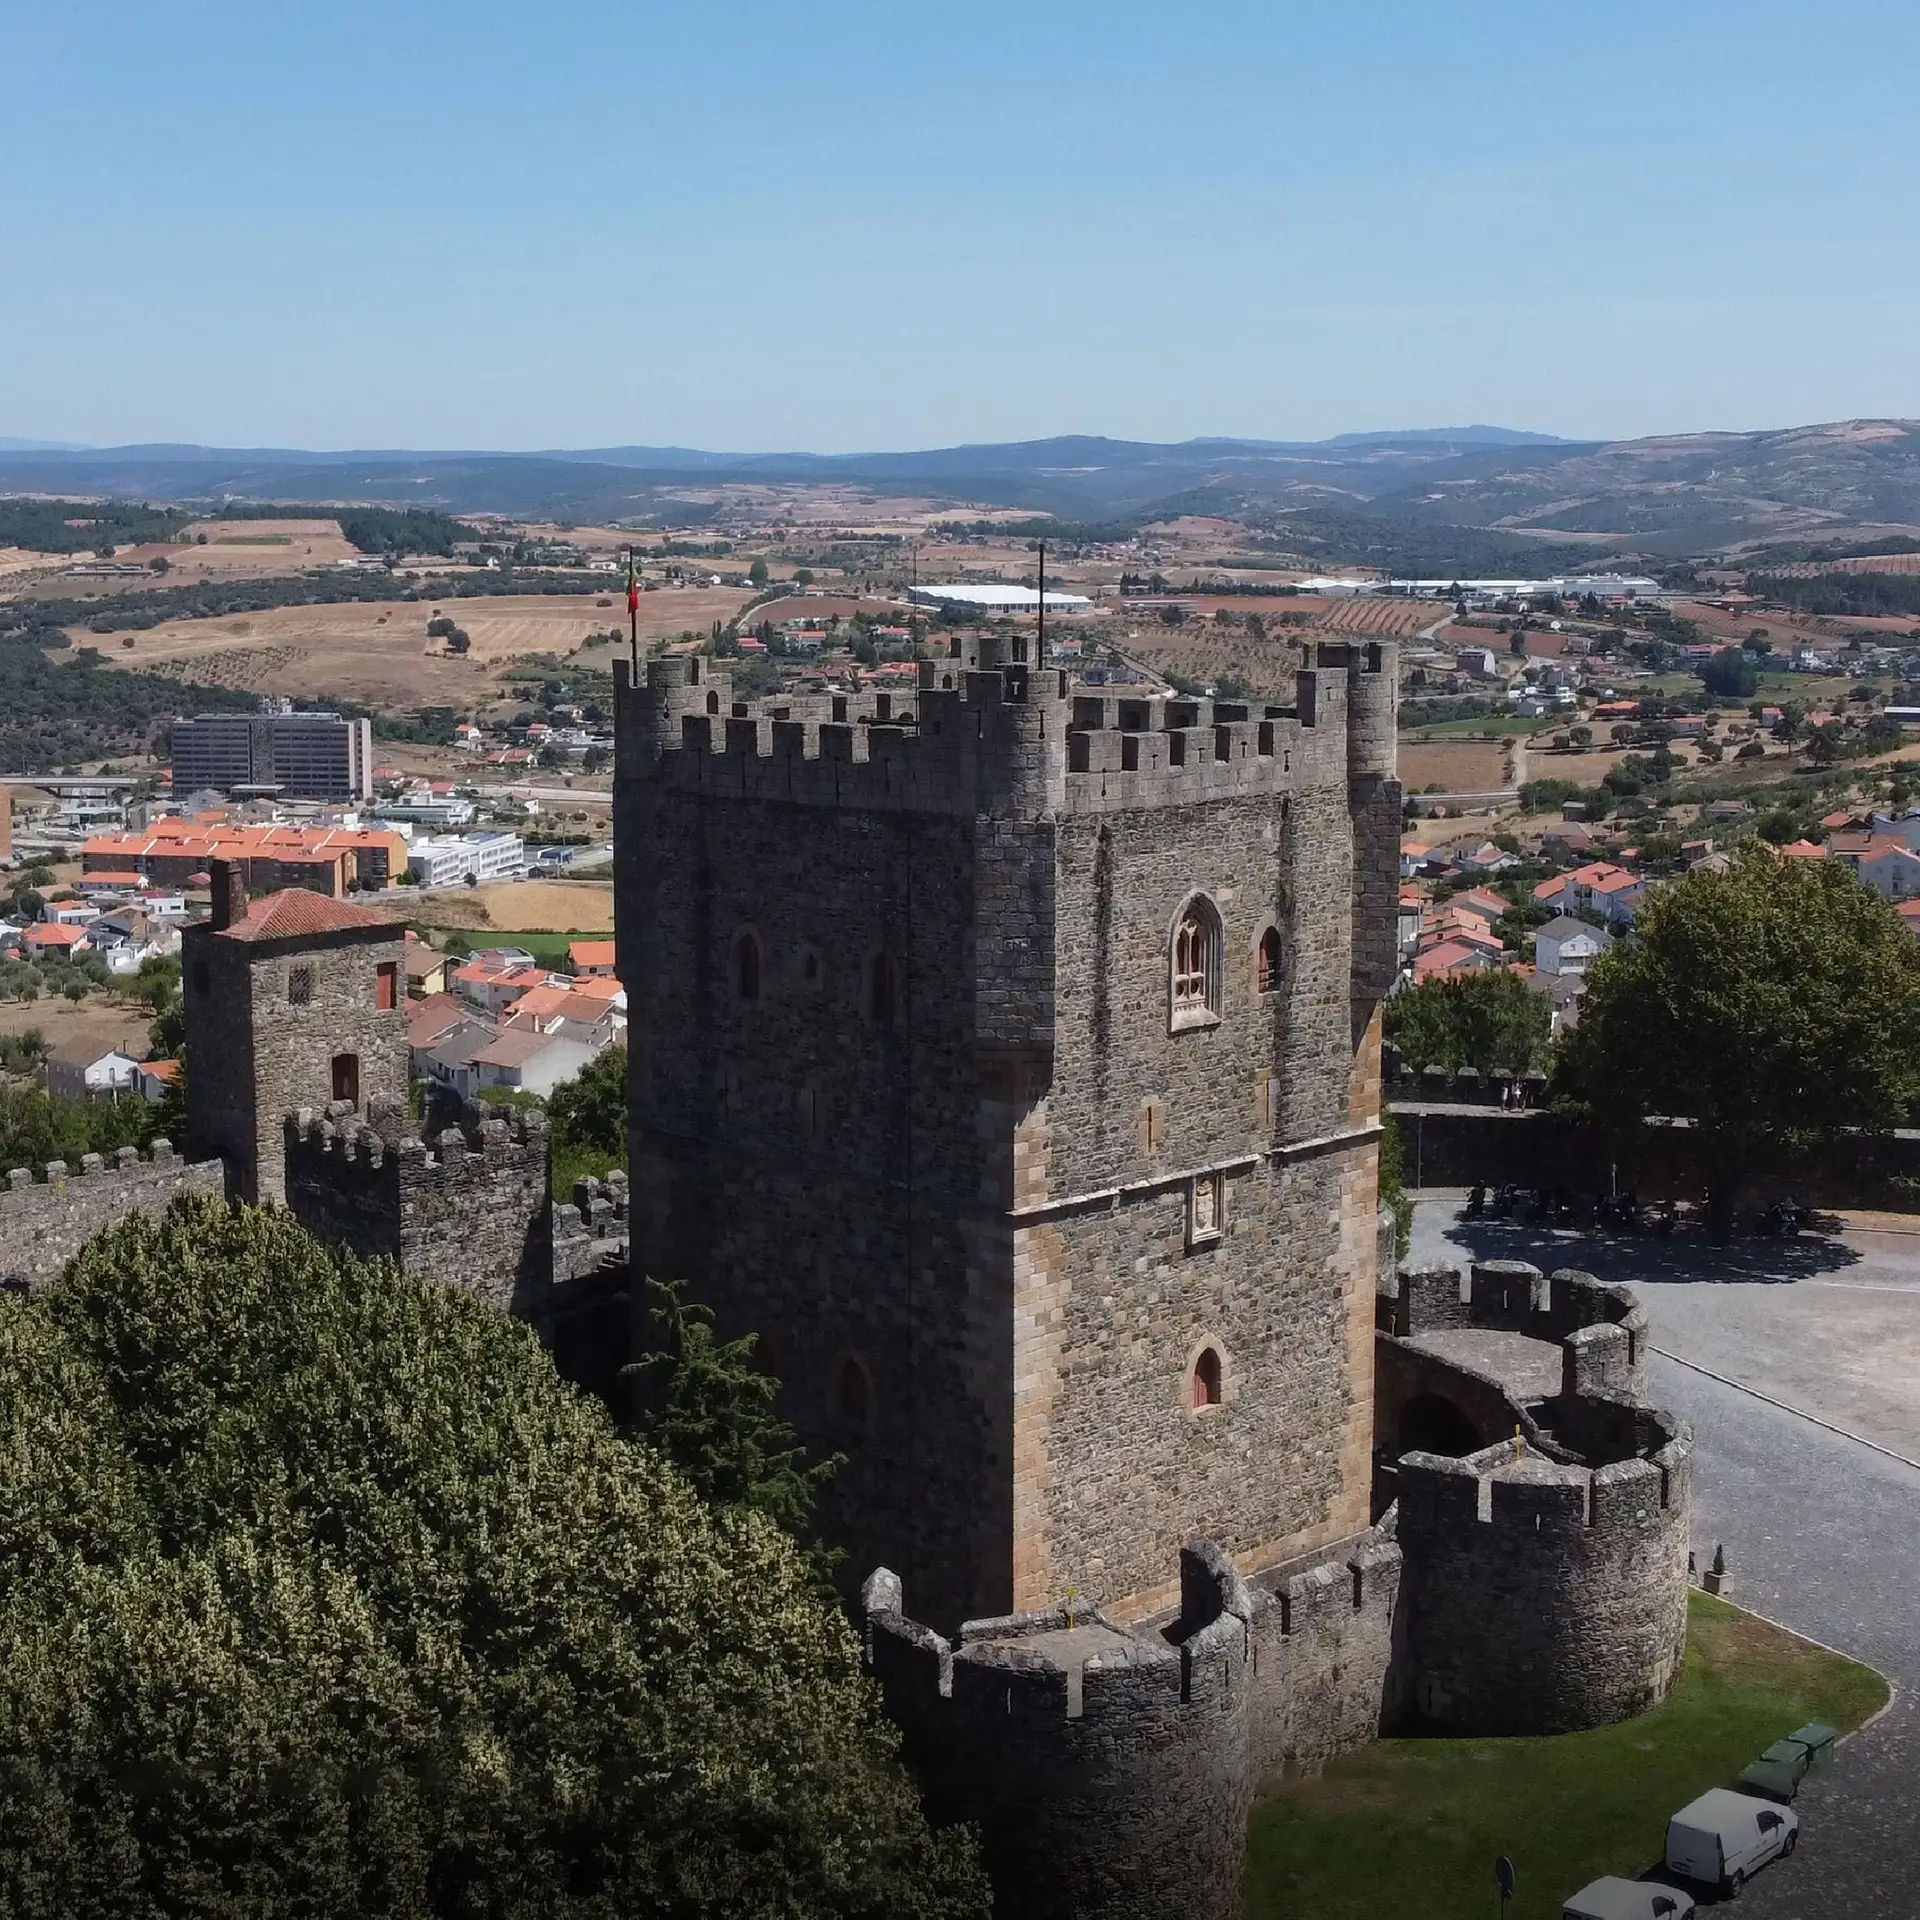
(1533, 915), (1613, 979)
(451, 960), (568, 1017)
(1564, 861), (1646, 926)
(22, 922), (89, 959)
(568, 939), (618, 977)
(469, 1027), (597, 1099)
(1898, 899), (1920, 940)
(44, 1043), (141, 1101)
(1867, 810), (1920, 852)
(1531, 874), (1569, 909)
(1399, 841), (1435, 879)
(1542, 824), (1598, 861)
(1457, 842), (1520, 877)
(135, 1058), (182, 1104)
(1412, 940), (1498, 983)
(1834, 834), (1920, 901)
(404, 942), (452, 997)
(1447, 887), (1510, 926)
(1397, 886), (1426, 959)
(419, 1019), (502, 1099)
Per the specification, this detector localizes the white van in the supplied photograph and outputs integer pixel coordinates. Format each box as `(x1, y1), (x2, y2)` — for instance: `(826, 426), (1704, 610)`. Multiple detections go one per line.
(1665, 1787), (1799, 1896)
(1562, 1876), (1696, 1919)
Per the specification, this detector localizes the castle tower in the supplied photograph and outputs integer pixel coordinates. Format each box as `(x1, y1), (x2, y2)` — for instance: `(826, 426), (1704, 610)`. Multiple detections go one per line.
(614, 639), (1400, 1630)
(183, 861), (409, 1203)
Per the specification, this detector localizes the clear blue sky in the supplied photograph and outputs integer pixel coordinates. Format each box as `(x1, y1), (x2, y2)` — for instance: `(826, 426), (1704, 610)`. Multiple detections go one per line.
(5, 0), (1918, 452)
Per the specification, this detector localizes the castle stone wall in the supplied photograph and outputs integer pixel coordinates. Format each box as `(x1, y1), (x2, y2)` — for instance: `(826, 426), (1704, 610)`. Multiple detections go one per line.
(863, 1540), (1256, 1920)
(284, 1102), (550, 1317)
(1242, 1530), (1403, 1784)
(1380, 1260), (1649, 1400)
(1394, 1419), (1692, 1735)
(0, 1143), (224, 1291)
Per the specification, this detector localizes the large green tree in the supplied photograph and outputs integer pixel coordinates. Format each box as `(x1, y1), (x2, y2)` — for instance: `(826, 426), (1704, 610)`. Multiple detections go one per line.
(1385, 967), (1552, 1075)
(1552, 850), (1920, 1223)
(0, 1198), (986, 1920)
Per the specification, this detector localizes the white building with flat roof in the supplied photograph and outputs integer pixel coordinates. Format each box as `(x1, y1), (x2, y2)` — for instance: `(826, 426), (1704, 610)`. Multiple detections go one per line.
(404, 831), (527, 888)
(906, 583), (1093, 615)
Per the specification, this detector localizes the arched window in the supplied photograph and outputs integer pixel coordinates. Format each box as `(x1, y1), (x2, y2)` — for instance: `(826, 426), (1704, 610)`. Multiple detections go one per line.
(1257, 925), (1282, 997)
(836, 1356), (872, 1429)
(1191, 1346), (1223, 1410)
(733, 932), (761, 1003)
(1170, 895), (1223, 1030)
(868, 952), (898, 1027)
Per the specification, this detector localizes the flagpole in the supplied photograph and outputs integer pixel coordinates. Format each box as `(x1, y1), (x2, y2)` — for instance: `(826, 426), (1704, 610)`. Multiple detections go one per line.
(627, 545), (640, 675)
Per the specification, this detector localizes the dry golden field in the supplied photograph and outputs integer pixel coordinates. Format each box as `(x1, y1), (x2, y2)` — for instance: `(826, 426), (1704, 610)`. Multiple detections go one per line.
(371, 880), (614, 936)
(1399, 739), (1512, 793)
(87, 587), (755, 708)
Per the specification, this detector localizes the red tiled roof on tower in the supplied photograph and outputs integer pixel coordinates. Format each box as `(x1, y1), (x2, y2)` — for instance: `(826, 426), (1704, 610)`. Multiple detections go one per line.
(218, 889), (396, 943)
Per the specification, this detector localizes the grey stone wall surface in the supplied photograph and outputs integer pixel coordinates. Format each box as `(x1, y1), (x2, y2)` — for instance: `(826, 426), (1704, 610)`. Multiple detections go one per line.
(863, 1540), (1257, 1920)
(1394, 1422), (1692, 1736)
(1379, 1259), (1649, 1399)
(0, 1143), (223, 1290)
(1241, 1530), (1403, 1784)
(284, 1101), (550, 1317)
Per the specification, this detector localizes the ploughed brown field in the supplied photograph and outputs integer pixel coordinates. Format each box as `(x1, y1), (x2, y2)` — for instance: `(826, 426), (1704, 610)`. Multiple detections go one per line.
(84, 588), (756, 709)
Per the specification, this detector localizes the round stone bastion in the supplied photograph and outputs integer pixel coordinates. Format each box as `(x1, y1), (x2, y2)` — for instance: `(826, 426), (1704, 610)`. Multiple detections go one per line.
(1393, 1398), (1692, 1736)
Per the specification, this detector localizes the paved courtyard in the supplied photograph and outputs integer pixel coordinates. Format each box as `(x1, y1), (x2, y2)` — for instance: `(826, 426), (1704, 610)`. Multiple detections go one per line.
(1410, 1196), (1920, 1918)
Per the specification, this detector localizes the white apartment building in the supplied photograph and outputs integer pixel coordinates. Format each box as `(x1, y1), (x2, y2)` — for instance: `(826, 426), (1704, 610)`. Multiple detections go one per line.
(404, 831), (527, 888)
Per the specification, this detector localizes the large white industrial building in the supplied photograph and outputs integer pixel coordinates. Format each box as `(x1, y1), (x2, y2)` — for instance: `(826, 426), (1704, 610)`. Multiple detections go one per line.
(906, 582), (1093, 615)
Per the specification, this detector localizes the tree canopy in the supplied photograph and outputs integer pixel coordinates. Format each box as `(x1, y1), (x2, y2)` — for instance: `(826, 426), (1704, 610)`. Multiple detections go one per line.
(0, 1198), (986, 1919)
(1552, 850), (1920, 1205)
(1385, 968), (1552, 1075)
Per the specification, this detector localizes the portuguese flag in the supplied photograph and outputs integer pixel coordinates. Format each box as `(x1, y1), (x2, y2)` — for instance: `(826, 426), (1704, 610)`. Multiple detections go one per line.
(626, 551), (639, 617)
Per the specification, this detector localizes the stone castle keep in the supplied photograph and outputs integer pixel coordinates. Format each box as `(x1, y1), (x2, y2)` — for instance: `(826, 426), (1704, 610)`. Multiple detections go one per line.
(0, 636), (1695, 1920)
(611, 639), (1694, 1918)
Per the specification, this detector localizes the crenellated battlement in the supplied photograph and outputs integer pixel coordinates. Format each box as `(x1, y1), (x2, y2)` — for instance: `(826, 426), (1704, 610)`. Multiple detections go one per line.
(283, 1098), (551, 1315)
(616, 635), (1396, 818)
(864, 1538), (1256, 1920)
(1380, 1259), (1650, 1401)
(1394, 1415), (1692, 1735)
(0, 1139), (226, 1291)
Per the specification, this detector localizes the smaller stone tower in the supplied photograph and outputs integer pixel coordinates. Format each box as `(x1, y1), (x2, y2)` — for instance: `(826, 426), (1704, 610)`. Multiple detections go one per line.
(183, 862), (408, 1203)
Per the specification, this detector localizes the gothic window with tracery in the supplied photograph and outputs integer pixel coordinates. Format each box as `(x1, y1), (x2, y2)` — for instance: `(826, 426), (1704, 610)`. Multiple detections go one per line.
(1170, 895), (1222, 1028)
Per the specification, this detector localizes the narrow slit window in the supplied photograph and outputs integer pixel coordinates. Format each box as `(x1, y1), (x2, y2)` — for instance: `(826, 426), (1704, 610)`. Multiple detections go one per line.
(1192, 1347), (1223, 1409)
(1257, 926), (1282, 996)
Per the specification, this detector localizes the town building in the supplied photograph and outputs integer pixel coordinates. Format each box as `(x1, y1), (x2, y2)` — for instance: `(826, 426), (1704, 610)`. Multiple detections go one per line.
(171, 710), (374, 802)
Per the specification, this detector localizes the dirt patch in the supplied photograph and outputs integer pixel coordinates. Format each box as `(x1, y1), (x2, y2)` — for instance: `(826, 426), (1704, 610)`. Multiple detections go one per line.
(0, 994), (160, 1065)
(369, 879), (613, 935)
(1399, 739), (1511, 793)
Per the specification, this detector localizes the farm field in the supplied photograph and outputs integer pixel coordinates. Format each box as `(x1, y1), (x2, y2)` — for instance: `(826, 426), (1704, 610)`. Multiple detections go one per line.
(85, 588), (755, 709)
(1399, 738), (1512, 793)
(0, 993), (160, 1068)
(380, 879), (614, 937)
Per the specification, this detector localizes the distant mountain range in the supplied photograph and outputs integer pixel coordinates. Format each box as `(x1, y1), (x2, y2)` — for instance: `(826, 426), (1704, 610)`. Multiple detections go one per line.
(4, 421), (1919, 565)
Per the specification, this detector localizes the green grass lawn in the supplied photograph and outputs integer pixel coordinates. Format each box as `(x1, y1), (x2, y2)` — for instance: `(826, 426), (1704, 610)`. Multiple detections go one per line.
(1403, 715), (1544, 741)
(1244, 1592), (1887, 1920)
(414, 927), (592, 967)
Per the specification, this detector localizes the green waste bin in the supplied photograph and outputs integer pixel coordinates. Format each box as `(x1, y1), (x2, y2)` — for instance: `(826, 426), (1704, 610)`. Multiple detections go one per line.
(1789, 1723), (1837, 1775)
(1736, 1758), (1800, 1804)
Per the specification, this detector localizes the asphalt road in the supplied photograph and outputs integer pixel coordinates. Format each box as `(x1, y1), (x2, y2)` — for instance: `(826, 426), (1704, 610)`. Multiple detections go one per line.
(1411, 1197), (1920, 1917)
